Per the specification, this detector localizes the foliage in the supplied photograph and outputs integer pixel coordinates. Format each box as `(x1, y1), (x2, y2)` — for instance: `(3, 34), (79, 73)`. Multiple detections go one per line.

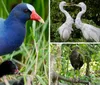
(50, 0), (100, 42)
(0, 0), (48, 85)
(50, 44), (100, 85)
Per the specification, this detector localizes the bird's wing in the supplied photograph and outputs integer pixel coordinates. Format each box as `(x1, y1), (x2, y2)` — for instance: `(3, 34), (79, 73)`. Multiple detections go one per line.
(0, 18), (6, 38)
(0, 18), (14, 55)
(66, 20), (74, 31)
(0, 18), (7, 51)
(82, 24), (100, 41)
(0, 18), (5, 30)
(58, 25), (64, 38)
(90, 26), (100, 41)
(62, 28), (69, 41)
(58, 23), (73, 41)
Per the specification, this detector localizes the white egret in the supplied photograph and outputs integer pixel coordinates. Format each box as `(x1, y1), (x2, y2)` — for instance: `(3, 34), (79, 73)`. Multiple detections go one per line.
(75, 2), (100, 42)
(58, 1), (74, 41)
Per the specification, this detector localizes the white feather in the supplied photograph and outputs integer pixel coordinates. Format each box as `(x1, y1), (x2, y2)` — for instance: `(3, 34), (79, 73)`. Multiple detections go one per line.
(75, 2), (100, 42)
(58, 21), (73, 41)
(58, 1), (74, 41)
(26, 4), (35, 11)
(81, 24), (100, 41)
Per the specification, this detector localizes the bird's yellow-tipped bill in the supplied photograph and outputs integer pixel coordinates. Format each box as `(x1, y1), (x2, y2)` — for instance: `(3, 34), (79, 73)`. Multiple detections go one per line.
(39, 18), (45, 24)
(30, 10), (44, 24)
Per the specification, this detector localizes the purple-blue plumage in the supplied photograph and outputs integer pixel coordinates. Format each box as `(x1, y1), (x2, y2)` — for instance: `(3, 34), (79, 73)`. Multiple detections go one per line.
(0, 18), (26, 55)
(0, 3), (44, 56)
(0, 4), (28, 55)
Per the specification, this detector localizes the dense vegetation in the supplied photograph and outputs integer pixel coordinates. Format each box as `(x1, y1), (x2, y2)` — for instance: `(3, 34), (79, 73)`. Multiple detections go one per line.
(50, 0), (100, 42)
(0, 0), (48, 85)
(50, 44), (100, 85)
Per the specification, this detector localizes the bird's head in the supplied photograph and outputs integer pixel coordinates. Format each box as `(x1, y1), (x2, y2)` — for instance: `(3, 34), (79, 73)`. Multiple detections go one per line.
(74, 2), (86, 10)
(59, 1), (73, 6)
(73, 46), (79, 51)
(9, 3), (44, 23)
(59, 1), (67, 7)
(1, 60), (20, 75)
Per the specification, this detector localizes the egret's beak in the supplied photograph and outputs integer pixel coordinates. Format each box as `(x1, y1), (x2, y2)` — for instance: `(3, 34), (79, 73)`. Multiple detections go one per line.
(73, 4), (78, 6)
(66, 3), (71, 6)
(66, 3), (75, 6)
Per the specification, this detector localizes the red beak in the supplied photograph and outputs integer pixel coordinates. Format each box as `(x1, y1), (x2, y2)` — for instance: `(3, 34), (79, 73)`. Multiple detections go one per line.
(14, 69), (20, 74)
(30, 10), (44, 23)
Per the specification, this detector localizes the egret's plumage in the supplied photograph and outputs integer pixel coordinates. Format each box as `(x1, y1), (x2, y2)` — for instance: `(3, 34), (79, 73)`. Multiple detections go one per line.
(58, 1), (74, 41)
(75, 2), (100, 42)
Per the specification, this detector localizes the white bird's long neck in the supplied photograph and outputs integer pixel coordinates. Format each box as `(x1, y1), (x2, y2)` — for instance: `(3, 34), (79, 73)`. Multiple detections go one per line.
(60, 6), (73, 22)
(75, 7), (86, 29)
(76, 8), (86, 22)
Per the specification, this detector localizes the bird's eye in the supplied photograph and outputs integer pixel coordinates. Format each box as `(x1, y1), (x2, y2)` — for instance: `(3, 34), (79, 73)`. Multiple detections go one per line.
(23, 9), (28, 13)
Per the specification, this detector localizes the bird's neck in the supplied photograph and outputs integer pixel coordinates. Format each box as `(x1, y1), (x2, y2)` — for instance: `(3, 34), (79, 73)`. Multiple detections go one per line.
(75, 7), (86, 29)
(76, 8), (86, 21)
(60, 6), (72, 22)
(5, 13), (26, 26)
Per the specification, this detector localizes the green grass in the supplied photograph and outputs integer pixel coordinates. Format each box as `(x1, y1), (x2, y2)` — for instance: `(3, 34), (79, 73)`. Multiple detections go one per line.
(0, 0), (49, 85)
(50, 44), (100, 85)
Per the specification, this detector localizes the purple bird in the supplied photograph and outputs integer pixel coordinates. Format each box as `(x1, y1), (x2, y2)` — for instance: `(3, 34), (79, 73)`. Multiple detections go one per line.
(0, 3), (44, 56)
